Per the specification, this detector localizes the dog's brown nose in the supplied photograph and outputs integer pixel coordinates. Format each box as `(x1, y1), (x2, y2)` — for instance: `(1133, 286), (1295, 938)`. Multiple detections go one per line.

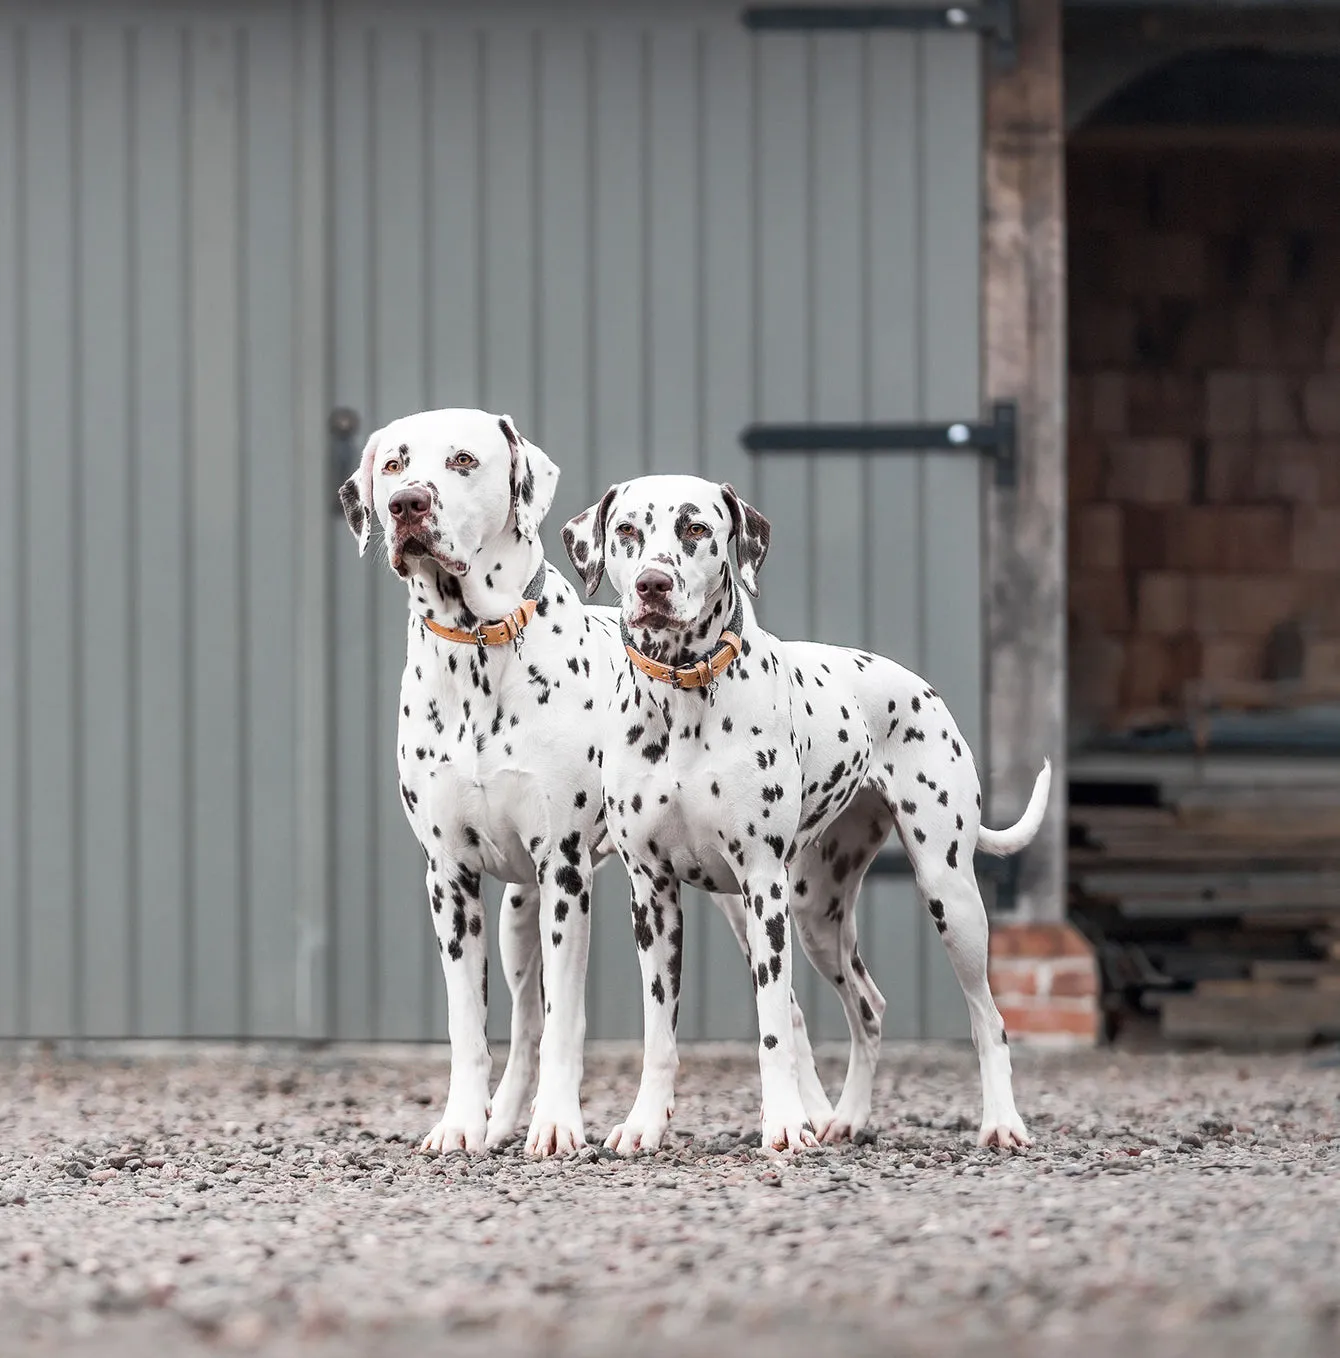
(389, 488), (431, 522)
(635, 569), (674, 600)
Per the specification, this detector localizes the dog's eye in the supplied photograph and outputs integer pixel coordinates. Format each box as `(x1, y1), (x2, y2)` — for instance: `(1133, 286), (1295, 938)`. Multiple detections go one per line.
(686, 522), (710, 539)
(449, 451), (478, 470)
(614, 523), (637, 539)
(382, 457), (403, 475)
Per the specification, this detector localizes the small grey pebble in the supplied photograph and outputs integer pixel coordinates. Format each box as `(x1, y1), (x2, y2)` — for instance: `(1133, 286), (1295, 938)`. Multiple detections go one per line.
(64, 1162), (89, 1180)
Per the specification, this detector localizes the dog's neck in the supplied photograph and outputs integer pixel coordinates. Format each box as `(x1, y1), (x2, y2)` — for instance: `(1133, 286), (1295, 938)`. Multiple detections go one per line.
(406, 524), (543, 632)
(626, 574), (740, 669)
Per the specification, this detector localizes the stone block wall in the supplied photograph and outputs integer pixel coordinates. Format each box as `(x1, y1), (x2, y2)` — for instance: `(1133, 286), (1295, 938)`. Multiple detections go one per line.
(1068, 143), (1340, 735)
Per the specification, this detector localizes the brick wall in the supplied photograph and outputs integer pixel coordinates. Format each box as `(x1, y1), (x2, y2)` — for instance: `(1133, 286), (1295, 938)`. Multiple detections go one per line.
(1068, 143), (1340, 735)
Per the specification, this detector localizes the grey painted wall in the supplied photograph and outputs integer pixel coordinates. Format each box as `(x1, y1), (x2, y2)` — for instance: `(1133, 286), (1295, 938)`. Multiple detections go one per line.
(0, 1), (311, 1038)
(1, 0), (983, 1043)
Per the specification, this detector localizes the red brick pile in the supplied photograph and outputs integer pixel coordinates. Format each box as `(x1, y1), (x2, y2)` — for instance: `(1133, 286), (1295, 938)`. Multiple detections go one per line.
(989, 923), (1100, 1045)
(1068, 144), (1340, 729)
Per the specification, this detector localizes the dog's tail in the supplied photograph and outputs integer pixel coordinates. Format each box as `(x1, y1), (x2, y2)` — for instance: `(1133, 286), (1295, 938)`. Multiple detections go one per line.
(975, 759), (1052, 858)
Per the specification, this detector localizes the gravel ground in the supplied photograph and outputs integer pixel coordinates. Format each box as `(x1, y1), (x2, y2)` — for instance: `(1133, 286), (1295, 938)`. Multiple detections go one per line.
(2, 1040), (1340, 1358)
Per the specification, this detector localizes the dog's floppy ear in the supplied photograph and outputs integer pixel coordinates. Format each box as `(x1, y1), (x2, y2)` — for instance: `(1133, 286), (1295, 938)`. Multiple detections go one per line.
(338, 428), (383, 558)
(500, 415), (559, 543)
(562, 485), (619, 598)
(720, 483), (771, 597)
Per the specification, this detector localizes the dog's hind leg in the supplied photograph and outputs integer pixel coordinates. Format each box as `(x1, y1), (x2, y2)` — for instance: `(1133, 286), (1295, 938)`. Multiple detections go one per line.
(788, 793), (891, 1143)
(911, 856), (1031, 1149)
(486, 883), (542, 1148)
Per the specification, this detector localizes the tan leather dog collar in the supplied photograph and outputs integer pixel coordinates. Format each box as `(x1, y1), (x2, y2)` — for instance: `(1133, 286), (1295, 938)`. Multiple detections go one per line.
(622, 595), (744, 690)
(421, 564), (545, 648)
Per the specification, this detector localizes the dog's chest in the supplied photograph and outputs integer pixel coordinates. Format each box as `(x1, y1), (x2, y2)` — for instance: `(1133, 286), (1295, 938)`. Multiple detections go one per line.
(396, 641), (563, 827)
(608, 675), (804, 884)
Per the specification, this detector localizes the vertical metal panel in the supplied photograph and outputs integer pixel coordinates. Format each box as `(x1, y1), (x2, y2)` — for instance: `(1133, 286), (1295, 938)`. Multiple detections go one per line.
(133, 19), (191, 1037)
(866, 30), (926, 677)
(329, 14), (378, 1039)
(294, 0), (332, 1039)
(327, 0), (985, 1045)
(426, 28), (483, 413)
(752, 31), (813, 652)
(243, 12), (300, 1036)
(23, 20), (79, 1036)
(1, 1), (306, 1039)
(76, 20), (135, 1035)
(481, 28), (538, 428)
(0, 20), (23, 1035)
(188, 21), (245, 1035)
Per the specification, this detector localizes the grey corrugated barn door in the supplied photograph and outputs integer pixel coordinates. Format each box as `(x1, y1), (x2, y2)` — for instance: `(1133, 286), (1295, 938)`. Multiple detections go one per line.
(329, 0), (981, 1041)
(0, 0), (317, 1037)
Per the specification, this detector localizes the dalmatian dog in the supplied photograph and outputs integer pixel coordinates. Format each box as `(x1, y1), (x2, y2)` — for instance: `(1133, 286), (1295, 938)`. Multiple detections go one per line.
(562, 475), (1051, 1155)
(337, 410), (833, 1157)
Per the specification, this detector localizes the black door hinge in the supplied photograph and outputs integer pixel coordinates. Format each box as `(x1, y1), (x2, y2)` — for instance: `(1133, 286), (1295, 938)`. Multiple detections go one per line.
(330, 406), (362, 513)
(740, 400), (1018, 488)
(741, 1), (1016, 70)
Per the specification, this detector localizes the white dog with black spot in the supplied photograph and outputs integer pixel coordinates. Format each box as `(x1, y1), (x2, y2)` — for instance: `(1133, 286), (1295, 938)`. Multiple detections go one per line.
(563, 474), (1051, 1155)
(338, 411), (835, 1157)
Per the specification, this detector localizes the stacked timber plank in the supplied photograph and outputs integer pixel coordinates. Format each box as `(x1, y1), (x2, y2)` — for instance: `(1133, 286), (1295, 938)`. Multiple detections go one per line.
(1070, 775), (1340, 1044)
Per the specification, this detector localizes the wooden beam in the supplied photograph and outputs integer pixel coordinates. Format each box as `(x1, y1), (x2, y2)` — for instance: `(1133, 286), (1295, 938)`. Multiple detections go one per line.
(984, 0), (1067, 922)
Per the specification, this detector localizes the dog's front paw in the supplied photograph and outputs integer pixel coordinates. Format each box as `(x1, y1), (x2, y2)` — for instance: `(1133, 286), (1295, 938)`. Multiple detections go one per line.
(421, 1102), (490, 1156)
(978, 1116), (1032, 1150)
(525, 1098), (586, 1159)
(604, 1099), (673, 1157)
(760, 1102), (819, 1155)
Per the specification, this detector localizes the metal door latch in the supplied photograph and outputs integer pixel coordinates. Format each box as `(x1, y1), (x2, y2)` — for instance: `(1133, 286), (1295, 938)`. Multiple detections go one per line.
(740, 400), (1019, 488)
(741, 0), (1017, 69)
